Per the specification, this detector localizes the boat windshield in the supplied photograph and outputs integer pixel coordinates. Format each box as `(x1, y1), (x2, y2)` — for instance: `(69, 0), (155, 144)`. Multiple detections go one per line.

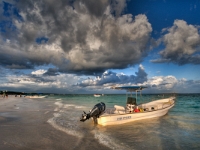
(111, 86), (147, 104)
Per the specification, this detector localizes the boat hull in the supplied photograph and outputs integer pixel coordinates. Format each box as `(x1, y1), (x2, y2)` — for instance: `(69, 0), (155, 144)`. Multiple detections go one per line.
(98, 103), (174, 126)
(94, 95), (101, 97)
(26, 95), (47, 98)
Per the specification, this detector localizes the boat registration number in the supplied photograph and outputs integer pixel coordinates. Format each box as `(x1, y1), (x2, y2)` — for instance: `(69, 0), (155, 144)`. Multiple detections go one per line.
(117, 116), (131, 121)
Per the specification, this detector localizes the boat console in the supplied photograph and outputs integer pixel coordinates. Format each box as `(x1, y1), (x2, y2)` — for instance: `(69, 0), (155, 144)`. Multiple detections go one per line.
(126, 97), (136, 113)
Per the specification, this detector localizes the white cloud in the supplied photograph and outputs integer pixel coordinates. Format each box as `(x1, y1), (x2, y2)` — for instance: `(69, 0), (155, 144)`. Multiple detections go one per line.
(31, 69), (47, 75)
(0, 71), (83, 93)
(145, 75), (178, 90)
(152, 20), (200, 65)
(0, 67), (199, 93)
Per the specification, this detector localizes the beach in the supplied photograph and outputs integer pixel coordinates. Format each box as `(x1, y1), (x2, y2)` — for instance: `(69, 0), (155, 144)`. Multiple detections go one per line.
(0, 96), (110, 150)
(1, 94), (200, 150)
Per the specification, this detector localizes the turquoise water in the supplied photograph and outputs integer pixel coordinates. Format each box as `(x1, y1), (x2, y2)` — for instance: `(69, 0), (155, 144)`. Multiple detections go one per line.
(47, 94), (200, 150)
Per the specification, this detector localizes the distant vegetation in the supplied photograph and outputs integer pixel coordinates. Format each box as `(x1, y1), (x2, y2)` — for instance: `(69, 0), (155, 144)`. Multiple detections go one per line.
(0, 91), (46, 95)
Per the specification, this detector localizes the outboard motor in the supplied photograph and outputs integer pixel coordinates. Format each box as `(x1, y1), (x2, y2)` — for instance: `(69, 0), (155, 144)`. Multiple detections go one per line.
(80, 102), (106, 125)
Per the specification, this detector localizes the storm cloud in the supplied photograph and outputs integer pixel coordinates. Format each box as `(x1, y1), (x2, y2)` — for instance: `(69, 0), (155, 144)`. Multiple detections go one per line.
(78, 64), (148, 87)
(0, 0), (152, 75)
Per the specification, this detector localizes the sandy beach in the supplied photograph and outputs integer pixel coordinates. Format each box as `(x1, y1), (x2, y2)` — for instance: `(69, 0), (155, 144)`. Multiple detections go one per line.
(0, 96), (110, 150)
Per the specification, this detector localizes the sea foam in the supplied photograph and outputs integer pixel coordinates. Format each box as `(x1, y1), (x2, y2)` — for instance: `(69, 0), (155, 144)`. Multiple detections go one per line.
(47, 117), (83, 138)
(56, 98), (62, 101)
(47, 101), (84, 138)
(93, 130), (131, 150)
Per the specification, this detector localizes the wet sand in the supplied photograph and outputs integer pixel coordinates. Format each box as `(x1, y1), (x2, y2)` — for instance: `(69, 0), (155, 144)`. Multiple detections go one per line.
(0, 96), (110, 150)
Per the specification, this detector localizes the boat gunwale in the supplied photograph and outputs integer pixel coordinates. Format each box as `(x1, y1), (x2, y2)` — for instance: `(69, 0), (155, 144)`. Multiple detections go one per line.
(100, 100), (175, 118)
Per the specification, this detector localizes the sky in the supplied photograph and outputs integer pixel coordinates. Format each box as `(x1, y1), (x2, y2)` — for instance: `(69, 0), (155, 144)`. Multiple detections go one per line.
(0, 0), (200, 94)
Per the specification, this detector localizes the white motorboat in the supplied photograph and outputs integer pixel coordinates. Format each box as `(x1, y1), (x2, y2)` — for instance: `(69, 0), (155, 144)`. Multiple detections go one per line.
(94, 94), (101, 97)
(80, 86), (175, 126)
(25, 95), (47, 98)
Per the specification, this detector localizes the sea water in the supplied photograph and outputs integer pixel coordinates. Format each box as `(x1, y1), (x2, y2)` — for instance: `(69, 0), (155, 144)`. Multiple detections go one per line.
(46, 94), (200, 150)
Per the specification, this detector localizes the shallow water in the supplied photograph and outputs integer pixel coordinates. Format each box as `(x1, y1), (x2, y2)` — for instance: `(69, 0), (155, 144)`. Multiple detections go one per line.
(46, 94), (200, 150)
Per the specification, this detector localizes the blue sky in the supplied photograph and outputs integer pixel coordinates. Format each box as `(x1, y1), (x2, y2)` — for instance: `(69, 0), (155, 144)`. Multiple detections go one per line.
(0, 0), (200, 94)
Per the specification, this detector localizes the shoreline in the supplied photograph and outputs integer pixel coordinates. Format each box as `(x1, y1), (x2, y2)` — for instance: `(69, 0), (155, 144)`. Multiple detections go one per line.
(0, 96), (111, 150)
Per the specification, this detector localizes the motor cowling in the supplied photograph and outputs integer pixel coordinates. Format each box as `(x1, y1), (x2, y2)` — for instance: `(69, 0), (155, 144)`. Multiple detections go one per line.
(80, 102), (106, 124)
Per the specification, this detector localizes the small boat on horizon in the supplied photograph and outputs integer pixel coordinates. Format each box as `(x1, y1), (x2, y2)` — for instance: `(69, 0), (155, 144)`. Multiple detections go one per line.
(94, 94), (102, 97)
(81, 86), (175, 126)
(25, 95), (47, 98)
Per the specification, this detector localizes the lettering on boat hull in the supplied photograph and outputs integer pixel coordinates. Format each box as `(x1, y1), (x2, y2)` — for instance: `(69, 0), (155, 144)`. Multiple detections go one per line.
(117, 116), (131, 121)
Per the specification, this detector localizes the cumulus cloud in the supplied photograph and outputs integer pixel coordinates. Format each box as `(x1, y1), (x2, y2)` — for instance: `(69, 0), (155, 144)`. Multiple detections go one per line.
(31, 69), (47, 75)
(145, 75), (178, 91)
(0, 67), (199, 93)
(0, 69), (83, 93)
(43, 68), (59, 76)
(0, 0), (152, 75)
(146, 76), (200, 93)
(78, 64), (148, 87)
(151, 20), (200, 65)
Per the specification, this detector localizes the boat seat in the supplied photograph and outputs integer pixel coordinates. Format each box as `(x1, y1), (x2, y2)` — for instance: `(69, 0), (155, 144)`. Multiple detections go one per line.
(114, 105), (125, 114)
(114, 105), (125, 110)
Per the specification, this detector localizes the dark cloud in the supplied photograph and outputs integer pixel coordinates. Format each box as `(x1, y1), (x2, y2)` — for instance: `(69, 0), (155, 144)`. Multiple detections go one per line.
(0, 0), (152, 75)
(110, 0), (127, 17)
(78, 65), (148, 87)
(74, 0), (109, 18)
(44, 68), (59, 76)
(29, 74), (55, 83)
(151, 20), (200, 65)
